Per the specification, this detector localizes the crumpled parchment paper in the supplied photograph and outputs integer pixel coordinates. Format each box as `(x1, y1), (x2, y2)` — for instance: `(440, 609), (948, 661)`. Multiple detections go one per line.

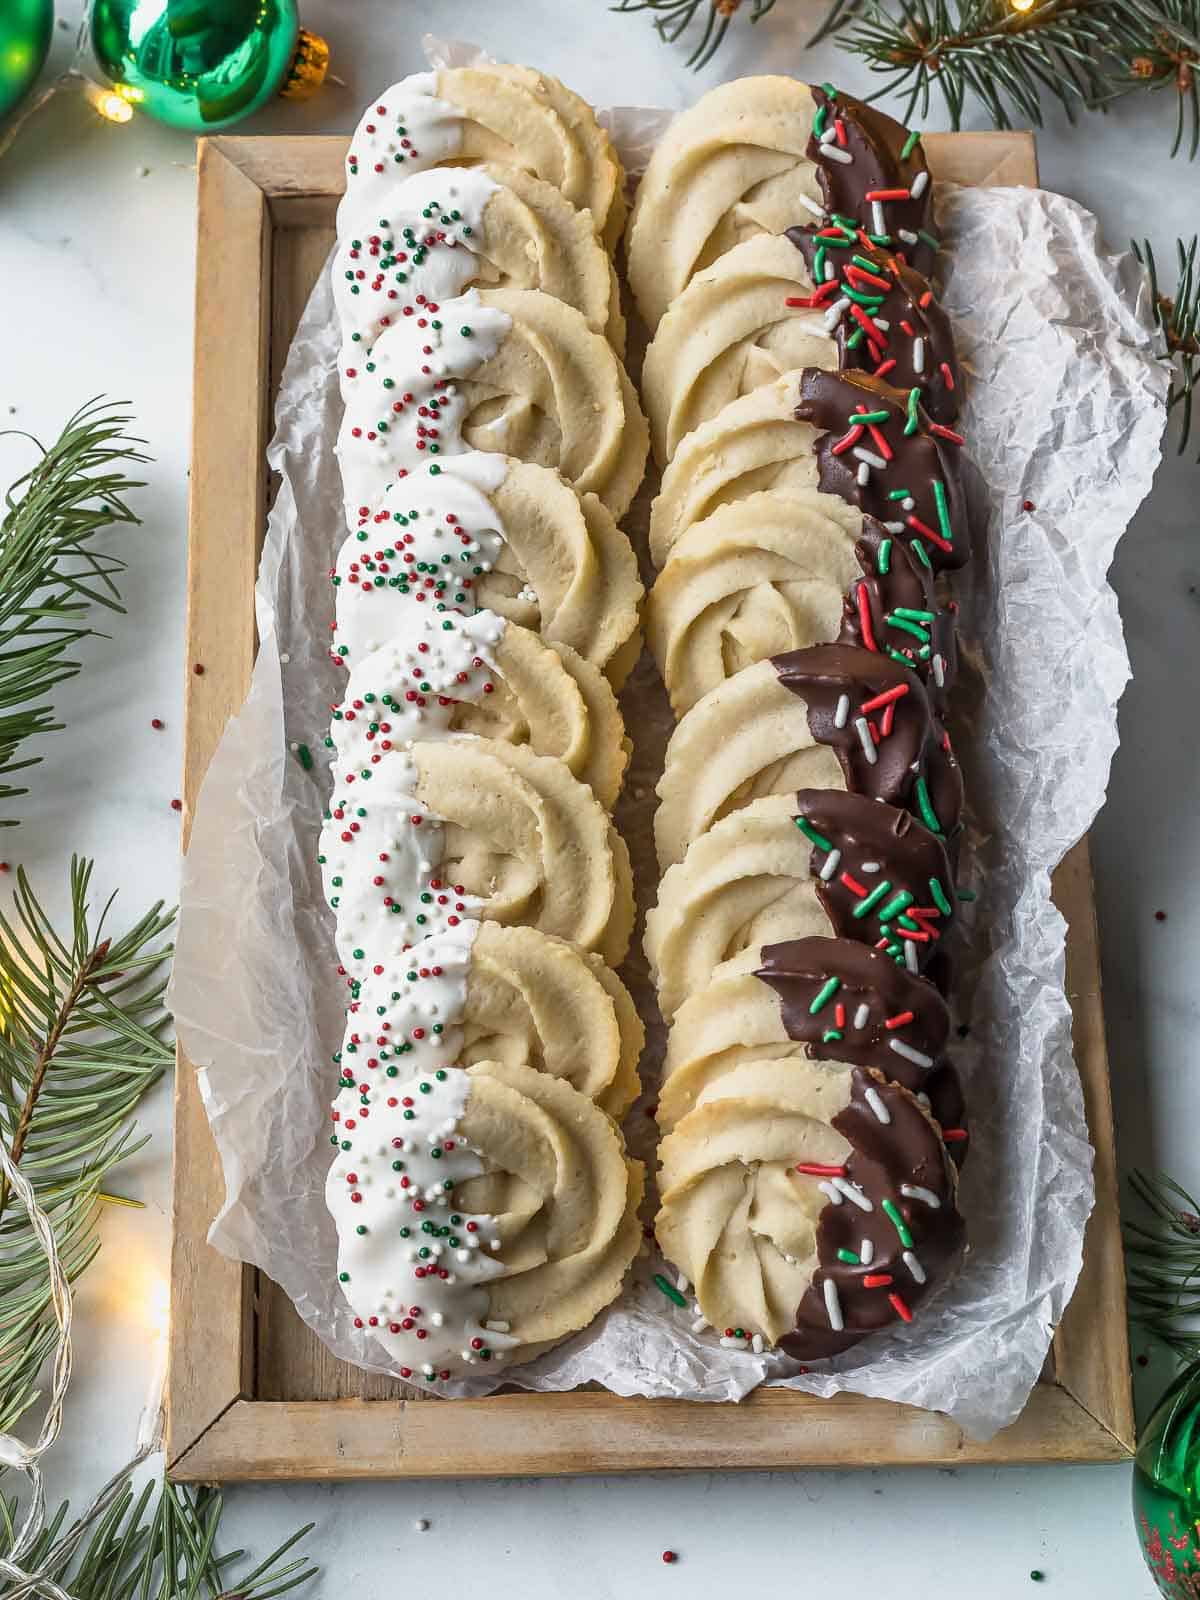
(169, 54), (1167, 1439)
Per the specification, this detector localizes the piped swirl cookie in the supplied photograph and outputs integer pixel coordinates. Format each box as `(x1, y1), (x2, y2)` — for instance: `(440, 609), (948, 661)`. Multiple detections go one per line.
(656, 1056), (963, 1360)
(626, 77), (935, 330)
(337, 288), (648, 523)
(328, 1059), (644, 1384)
(335, 164), (624, 357)
(341, 65), (626, 249)
(338, 921), (643, 1120)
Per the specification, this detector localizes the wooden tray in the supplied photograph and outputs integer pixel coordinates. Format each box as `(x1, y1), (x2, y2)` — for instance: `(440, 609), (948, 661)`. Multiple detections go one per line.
(169, 129), (1134, 1481)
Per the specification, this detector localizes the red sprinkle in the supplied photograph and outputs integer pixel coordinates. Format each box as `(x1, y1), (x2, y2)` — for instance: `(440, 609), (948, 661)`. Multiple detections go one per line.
(863, 1274), (895, 1288)
(662, 1551), (678, 1565)
(864, 187), (911, 201)
(859, 683), (909, 715)
(193, 663), (205, 676)
(151, 718), (165, 730)
(856, 582), (880, 653)
(1022, 499), (1036, 512)
(885, 1010), (915, 1030)
(888, 1293), (914, 1323)
(170, 798), (182, 812)
(794, 1162), (847, 1177)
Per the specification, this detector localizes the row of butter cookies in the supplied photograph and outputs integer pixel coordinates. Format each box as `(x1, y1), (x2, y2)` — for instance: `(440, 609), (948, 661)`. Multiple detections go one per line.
(324, 64), (646, 1384)
(631, 79), (970, 1362)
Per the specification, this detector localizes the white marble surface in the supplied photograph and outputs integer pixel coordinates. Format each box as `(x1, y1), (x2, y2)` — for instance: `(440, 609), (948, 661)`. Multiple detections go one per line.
(1, 0), (1195, 1593)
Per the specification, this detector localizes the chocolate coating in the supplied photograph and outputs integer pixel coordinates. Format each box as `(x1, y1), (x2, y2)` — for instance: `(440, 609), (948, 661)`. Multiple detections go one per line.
(786, 233), (960, 423)
(769, 642), (963, 838)
(804, 86), (937, 277)
(780, 1068), (965, 1360)
(793, 367), (972, 572)
(792, 788), (954, 979)
(839, 518), (959, 714)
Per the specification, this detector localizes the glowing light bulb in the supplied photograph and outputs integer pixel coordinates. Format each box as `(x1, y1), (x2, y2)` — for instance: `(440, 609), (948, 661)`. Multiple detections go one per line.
(1010, 0), (1036, 11)
(82, 81), (134, 124)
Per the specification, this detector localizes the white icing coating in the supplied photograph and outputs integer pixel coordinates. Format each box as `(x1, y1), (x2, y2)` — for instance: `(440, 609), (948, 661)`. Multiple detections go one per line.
(326, 1065), (519, 1381)
(340, 924), (482, 1084)
(337, 75), (463, 236)
(335, 289), (512, 517)
(328, 610), (506, 771)
(318, 748), (484, 985)
(331, 456), (507, 665)
(334, 169), (501, 354)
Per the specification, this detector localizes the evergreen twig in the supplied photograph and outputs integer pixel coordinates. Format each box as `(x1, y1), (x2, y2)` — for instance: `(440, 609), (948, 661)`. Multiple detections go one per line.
(0, 401), (149, 824)
(0, 857), (173, 1433)
(612, 0), (782, 68)
(1135, 236), (1200, 460)
(1126, 1169), (1200, 1360)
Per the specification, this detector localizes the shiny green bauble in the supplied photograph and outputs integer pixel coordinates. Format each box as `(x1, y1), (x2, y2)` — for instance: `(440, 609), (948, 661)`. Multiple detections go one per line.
(1134, 1362), (1200, 1597)
(0, 0), (54, 123)
(89, 0), (301, 131)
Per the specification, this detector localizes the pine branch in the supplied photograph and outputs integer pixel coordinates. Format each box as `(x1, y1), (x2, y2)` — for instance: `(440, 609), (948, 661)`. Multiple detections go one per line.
(839, 0), (1199, 145)
(0, 1478), (317, 1600)
(0, 400), (149, 824)
(1126, 1169), (1200, 1360)
(1135, 236), (1200, 460)
(0, 857), (173, 1433)
(611, 0), (785, 68)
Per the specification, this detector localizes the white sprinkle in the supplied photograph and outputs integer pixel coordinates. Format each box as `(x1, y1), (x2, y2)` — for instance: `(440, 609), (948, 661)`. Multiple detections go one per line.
(795, 192), (827, 218)
(932, 654), (945, 688)
(485, 1320), (511, 1333)
(889, 1038), (933, 1069)
(832, 1177), (874, 1212)
(860, 1238), (875, 1267)
(860, 861), (881, 874)
(884, 520), (906, 534)
(852, 446), (888, 470)
(834, 693), (851, 729)
(819, 847), (842, 882)
(691, 1316), (709, 1333)
(865, 1087), (892, 1125)
(904, 941), (921, 974)
(853, 1003), (870, 1031)
(822, 144), (853, 166)
(917, 1091), (931, 1108)
(855, 716), (878, 766)
(873, 318), (891, 331)
(279, 652), (291, 664)
(901, 1184), (942, 1208)
(913, 336), (926, 375)
(824, 1277), (844, 1331)
(824, 258), (837, 283)
(414, 1518), (430, 1532)
(818, 1181), (844, 1206)
(898, 228), (918, 245)
(675, 1272), (690, 1294)
(823, 295), (851, 331)
(752, 1333), (765, 1354)
(857, 461), (870, 487)
(819, 124), (838, 145)
(903, 1250), (928, 1283)
(901, 496), (916, 512)
(871, 201), (886, 235)
(720, 1335), (750, 1349)
(910, 170), (930, 200)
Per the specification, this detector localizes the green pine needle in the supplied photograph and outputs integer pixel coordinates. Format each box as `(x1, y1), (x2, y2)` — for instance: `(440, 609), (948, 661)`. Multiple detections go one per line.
(0, 1477), (318, 1600)
(0, 400), (149, 825)
(1126, 1169), (1200, 1360)
(1135, 235), (1200, 460)
(0, 856), (173, 1433)
(611, 0), (782, 68)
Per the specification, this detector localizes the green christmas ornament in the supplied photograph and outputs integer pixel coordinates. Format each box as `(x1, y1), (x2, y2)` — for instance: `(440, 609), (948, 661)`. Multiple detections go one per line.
(88, 0), (328, 132)
(0, 0), (53, 123)
(1135, 1363), (1200, 1597)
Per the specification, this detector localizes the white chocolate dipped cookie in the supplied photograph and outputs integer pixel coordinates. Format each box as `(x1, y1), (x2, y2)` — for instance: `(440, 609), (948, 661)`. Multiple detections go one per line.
(645, 488), (861, 717)
(334, 164), (624, 357)
(329, 613), (628, 811)
(332, 454), (642, 688)
(338, 921), (643, 1121)
(337, 289), (648, 523)
(341, 66), (626, 250)
(320, 736), (635, 979)
(642, 233), (835, 464)
(328, 1059), (644, 1385)
(656, 1056), (962, 1359)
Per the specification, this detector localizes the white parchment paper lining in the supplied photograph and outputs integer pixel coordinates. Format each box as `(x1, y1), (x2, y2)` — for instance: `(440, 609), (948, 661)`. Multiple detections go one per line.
(169, 59), (1167, 1440)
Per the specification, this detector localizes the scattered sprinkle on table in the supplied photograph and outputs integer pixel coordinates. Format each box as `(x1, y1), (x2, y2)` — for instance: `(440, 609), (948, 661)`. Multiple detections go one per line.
(1030, 1572), (1045, 1583)
(170, 799), (182, 812)
(662, 1550), (678, 1565)
(414, 1518), (430, 1532)
(193, 662), (205, 676)
(1155, 909), (1168, 922)
(151, 718), (164, 730)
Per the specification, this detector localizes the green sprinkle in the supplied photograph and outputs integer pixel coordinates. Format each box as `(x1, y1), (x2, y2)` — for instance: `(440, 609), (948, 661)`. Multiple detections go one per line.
(932, 477), (955, 546)
(896, 915), (921, 932)
(654, 1273), (687, 1308)
(813, 244), (827, 283)
(854, 409), (891, 425)
(837, 1248), (861, 1265)
(831, 213), (859, 230)
(293, 743), (313, 771)
(851, 253), (883, 274)
(845, 328), (866, 351)
(794, 815), (834, 852)
(887, 614), (929, 642)
(809, 975), (841, 1015)
(877, 538), (892, 574)
(892, 606), (936, 622)
(813, 104), (828, 138)
(918, 229), (941, 251)
(842, 286), (885, 308)
(910, 537), (932, 570)
(900, 129), (921, 160)
(867, 232), (892, 246)
(914, 775), (942, 835)
(822, 1028), (844, 1043)
(887, 487), (912, 501)
(885, 646), (915, 668)
(929, 877), (953, 916)
(956, 887), (977, 902)
(821, 80), (838, 96)
(904, 386), (921, 436)
(852, 879), (893, 919)
(877, 889), (915, 921)
(882, 1198), (914, 1248)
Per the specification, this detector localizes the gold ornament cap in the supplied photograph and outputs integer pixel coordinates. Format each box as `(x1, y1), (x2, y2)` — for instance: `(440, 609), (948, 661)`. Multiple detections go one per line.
(281, 29), (330, 101)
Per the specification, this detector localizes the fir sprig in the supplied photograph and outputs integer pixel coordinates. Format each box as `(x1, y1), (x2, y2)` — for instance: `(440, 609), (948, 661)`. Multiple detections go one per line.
(0, 1477), (317, 1600)
(0, 857), (173, 1433)
(1135, 236), (1200, 459)
(0, 401), (148, 824)
(1126, 1169), (1200, 1359)
(612, 0), (780, 69)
